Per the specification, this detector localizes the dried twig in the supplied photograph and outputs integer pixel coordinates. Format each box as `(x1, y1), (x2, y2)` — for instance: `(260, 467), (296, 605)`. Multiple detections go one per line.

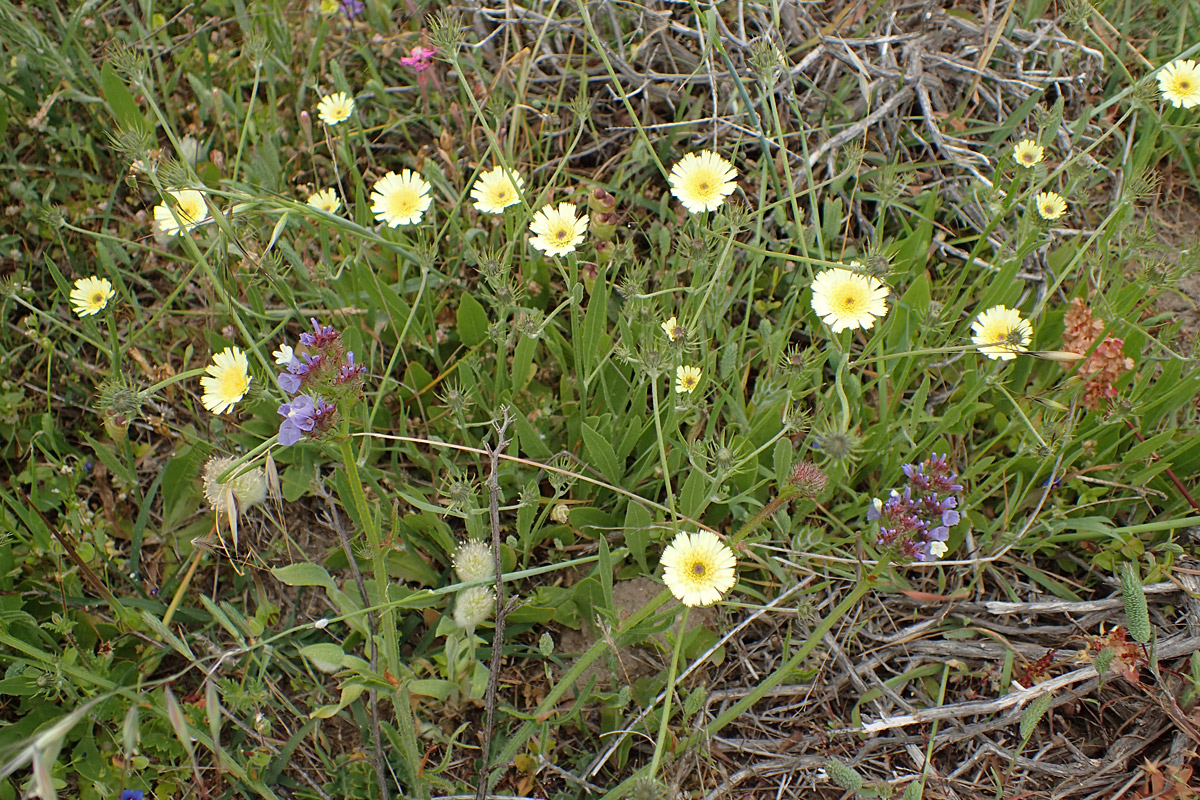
(475, 407), (516, 800)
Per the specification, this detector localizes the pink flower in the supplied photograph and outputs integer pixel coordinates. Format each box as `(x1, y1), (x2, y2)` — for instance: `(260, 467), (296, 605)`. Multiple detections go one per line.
(400, 45), (437, 73)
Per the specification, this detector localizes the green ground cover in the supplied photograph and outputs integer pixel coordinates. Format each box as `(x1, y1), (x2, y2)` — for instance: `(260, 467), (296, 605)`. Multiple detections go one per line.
(1, 0), (1199, 798)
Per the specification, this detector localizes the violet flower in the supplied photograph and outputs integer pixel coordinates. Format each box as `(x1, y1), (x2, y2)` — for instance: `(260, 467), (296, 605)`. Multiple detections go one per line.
(870, 454), (963, 561)
(278, 395), (337, 446)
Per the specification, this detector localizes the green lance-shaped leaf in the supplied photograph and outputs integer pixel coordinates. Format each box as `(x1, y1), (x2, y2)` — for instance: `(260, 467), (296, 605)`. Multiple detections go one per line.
(1019, 691), (1053, 743)
(826, 758), (864, 792)
(1094, 646), (1115, 679)
(1120, 562), (1152, 643)
(900, 780), (924, 800)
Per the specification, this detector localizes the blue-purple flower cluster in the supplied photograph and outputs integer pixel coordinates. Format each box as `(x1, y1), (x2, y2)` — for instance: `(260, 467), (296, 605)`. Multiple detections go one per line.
(867, 454), (963, 561)
(275, 319), (366, 446)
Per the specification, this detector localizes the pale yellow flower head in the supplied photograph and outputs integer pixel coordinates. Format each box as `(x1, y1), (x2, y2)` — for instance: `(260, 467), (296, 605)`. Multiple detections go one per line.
(675, 365), (701, 394)
(810, 267), (889, 333)
(660, 530), (736, 607)
(370, 169), (432, 227)
(70, 276), (115, 317)
(307, 188), (342, 214)
(661, 316), (685, 342)
(316, 92), (355, 126)
(1158, 59), (1200, 109)
(200, 347), (252, 414)
(1035, 191), (1067, 220)
(971, 304), (1032, 361)
(153, 189), (209, 236)
(1012, 139), (1044, 168)
(668, 150), (738, 214)
(470, 166), (524, 213)
(529, 202), (588, 257)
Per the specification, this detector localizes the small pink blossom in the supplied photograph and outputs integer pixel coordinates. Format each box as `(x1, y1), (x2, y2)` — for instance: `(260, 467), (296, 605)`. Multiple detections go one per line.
(400, 46), (437, 73)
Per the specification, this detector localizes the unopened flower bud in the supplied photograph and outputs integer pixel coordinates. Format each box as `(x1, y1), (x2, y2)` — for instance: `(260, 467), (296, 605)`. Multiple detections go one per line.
(789, 462), (828, 498)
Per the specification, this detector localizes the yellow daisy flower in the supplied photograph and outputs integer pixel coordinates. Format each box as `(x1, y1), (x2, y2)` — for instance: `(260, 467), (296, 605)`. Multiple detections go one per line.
(1035, 191), (1067, 220)
(200, 347), (252, 414)
(661, 315), (684, 342)
(660, 531), (736, 607)
(369, 169), (432, 227)
(528, 202), (588, 257)
(1012, 139), (1044, 168)
(470, 166), (524, 213)
(70, 276), (115, 317)
(316, 91), (355, 126)
(1158, 59), (1200, 109)
(153, 189), (209, 236)
(810, 267), (889, 333)
(970, 305), (1032, 361)
(675, 365), (701, 394)
(668, 150), (738, 214)
(307, 188), (342, 214)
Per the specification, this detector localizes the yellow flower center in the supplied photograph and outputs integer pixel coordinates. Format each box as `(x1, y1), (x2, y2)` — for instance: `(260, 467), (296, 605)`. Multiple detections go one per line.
(692, 562), (706, 576)
(91, 292), (105, 305)
(837, 292), (862, 312)
(220, 370), (248, 397)
(1180, 79), (1192, 91)
(555, 229), (568, 240)
(389, 191), (417, 216)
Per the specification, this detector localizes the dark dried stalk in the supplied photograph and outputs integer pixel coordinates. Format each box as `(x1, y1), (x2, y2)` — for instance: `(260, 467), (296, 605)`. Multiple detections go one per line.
(475, 407), (515, 800)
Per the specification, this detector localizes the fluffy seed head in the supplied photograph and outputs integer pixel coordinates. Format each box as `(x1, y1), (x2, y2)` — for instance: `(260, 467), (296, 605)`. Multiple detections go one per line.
(453, 540), (495, 583)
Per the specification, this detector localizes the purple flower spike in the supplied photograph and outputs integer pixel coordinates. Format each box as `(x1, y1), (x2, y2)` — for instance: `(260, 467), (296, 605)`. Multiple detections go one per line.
(871, 455), (963, 562)
(278, 395), (318, 446)
(339, 351), (366, 383)
(299, 317), (338, 347)
(121, 792), (145, 800)
(341, 0), (364, 19)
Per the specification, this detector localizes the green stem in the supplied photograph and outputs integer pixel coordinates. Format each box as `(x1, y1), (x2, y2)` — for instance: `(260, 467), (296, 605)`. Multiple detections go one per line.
(834, 347), (851, 431)
(649, 606), (689, 777)
(231, 57), (262, 183)
(104, 312), (122, 373)
(143, 366), (210, 396)
(649, 377), (678, 521)
(338, 434), (399, 676)
(993, 382), (1047, 449)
